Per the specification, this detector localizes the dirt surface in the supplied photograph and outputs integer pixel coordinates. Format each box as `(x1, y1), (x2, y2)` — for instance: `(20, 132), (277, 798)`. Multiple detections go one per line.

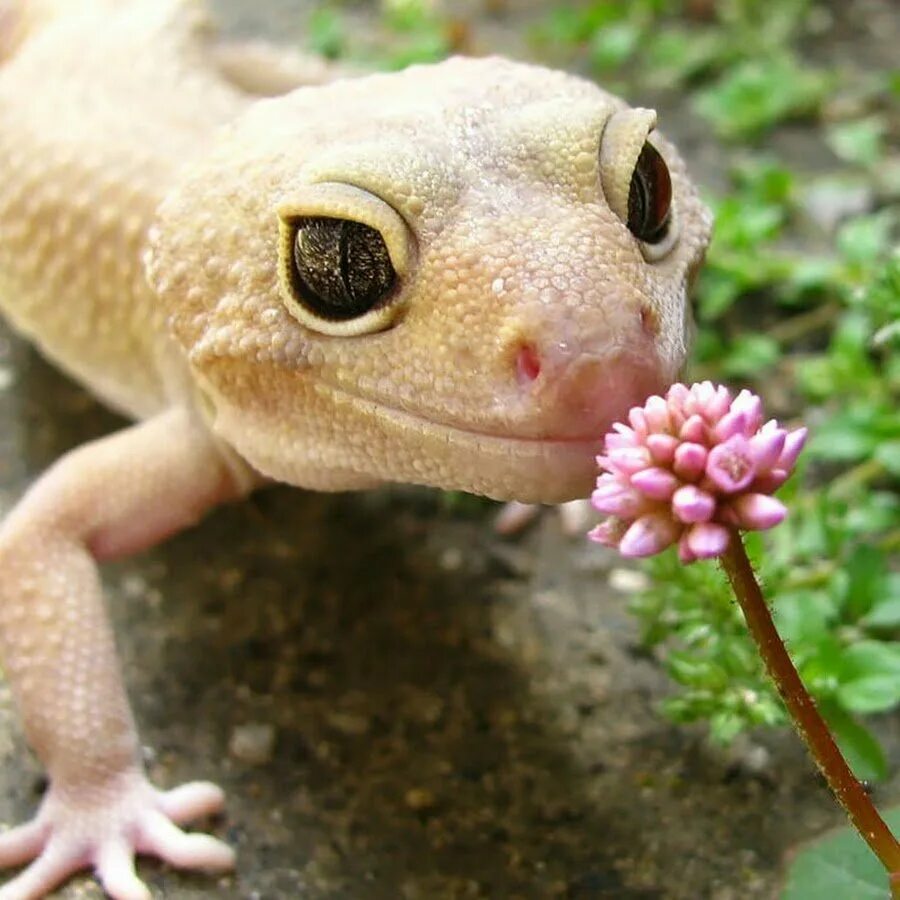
(0, 2), (898, 898)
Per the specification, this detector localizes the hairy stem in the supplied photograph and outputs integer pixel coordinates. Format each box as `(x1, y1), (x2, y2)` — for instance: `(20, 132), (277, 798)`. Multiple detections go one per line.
(720, 533), (900, 891)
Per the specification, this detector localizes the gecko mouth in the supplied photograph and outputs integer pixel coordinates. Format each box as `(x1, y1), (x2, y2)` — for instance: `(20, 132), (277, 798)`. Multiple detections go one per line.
(322, 380), (606, 451)
(315, 380), (605, 502)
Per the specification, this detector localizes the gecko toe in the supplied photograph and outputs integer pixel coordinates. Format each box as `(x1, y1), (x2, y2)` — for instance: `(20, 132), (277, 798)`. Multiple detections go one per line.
(0, 821), (46, 869)
(494, 498), (594, 536)
(96, 842), (151, 900)
(157, 781), (225, 823)
(494, 501), (540, 534)
(558, 498), (593, 535)
(0, 842), (83, 900)
(0, 771), (234, 898)
(138, 811), (235, 872)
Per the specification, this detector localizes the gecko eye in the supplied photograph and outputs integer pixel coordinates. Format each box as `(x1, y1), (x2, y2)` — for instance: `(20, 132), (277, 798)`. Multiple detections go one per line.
(627, 142), (672, 245)
(289, 217), (396, 321)
(278, 183), (412, 336)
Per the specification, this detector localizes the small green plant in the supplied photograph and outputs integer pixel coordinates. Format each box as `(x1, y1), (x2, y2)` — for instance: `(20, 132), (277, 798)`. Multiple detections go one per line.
(589, 381), (900, 893)
(530, 0), (832, 141)
(305, 1), (453, 70)
(307, 7), (346, 60)
(632, 204), (898, 778)
(694, 56), (831, 140)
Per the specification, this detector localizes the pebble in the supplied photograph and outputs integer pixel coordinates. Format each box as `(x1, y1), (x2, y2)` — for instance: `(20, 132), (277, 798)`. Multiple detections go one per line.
(404, 787), (437, 812)
(229, 722), (276, 765)
(325, 710), (371, 736)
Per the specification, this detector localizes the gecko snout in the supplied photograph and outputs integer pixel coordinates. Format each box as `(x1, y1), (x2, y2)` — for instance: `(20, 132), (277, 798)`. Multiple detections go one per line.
(506, 302), (672, 440)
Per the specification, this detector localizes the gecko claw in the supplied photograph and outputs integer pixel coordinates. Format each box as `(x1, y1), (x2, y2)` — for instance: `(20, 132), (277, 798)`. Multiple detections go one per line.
(0, 770), (234, 900)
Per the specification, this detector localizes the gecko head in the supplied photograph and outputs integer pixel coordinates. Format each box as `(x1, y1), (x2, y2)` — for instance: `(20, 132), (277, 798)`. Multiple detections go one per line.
(147, 57), (711, 503)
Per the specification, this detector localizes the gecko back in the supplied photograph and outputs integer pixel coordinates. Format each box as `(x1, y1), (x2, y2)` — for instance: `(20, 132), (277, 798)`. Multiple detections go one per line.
(0, 0), (247, 416)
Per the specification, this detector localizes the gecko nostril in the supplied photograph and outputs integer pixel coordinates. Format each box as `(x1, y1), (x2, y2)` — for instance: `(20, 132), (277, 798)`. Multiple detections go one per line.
(640, 305), (659, 337)
(514, 342), (542, 386)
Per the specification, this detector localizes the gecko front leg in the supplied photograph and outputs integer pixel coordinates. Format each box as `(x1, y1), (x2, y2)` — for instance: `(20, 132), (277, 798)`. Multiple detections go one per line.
(0, 407), (255, 900)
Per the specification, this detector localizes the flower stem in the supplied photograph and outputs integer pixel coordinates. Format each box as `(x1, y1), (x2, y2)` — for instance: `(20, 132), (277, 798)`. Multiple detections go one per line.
(720, 532), (900, 890)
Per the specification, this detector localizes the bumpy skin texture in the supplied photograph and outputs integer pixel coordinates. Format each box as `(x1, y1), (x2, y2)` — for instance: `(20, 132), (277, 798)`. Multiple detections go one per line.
(148, 60), (711, 501)
(0, 1), (712, 897)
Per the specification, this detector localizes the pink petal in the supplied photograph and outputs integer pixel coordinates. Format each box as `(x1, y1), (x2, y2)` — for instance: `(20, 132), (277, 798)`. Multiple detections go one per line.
(731, 389), (764, 434)
(591, 482), (649, 518)
(666, 383), (690, 407)
(705, 385), (733, 422)
(605, 431), (638, 451)
(749, 426), (786, 471)
(672, 485), (716, 523)
(686, 522), (731, 559)
(687, 381), (716, 417)
(646, 433), (679, 465)
(606, 423), (639, 450)
(776, 427), (808, 471)
(588, 518), (627, 548)
(628, 407), (649, 438)
(712, 409), (749, 443)
(631, 467), (680, 500)
(606, 446), (653, 476)
(679, 414), (707, 443)
(618, 513), (681, 558)
(731, 494), (787, 530)
(644, 395), (671, 433)
(673, 442), (708, 481)
(678, 533), (699, 564)
(706, 435), (756, 493)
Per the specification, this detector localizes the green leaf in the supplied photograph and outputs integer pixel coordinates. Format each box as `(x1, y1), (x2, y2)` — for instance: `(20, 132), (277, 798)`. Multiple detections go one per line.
(826, 118), (887, 168)
(837, 211), (896, 267)
(668, 653), (727, 689)
(307, 8), (345, 59)
(820, 701), (888, 783)
(590, 22), (641, 71)
(721, 334), (781, 378)
(774, 591), (837, 644)
(530, 3), (623, 47)
(695, 56), (830, 141)
(843, 545), (887, 621)
(808, 424), (877, 463)
(861, 586), (900, 630)
(780, 807), (900, 898)
(837, 676), (900, 714)
(875, 440), (900, 476)
(645, 28), (724, 85)
(709, 710), (745, 744)
(835, 642), (900, 712)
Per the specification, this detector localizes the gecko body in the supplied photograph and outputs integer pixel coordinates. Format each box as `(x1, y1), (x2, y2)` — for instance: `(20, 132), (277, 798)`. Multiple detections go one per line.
(0, 1), (711, 897)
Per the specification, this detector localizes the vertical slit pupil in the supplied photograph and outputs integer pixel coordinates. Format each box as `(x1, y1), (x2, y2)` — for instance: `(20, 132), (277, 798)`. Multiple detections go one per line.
(627, 143), (672, 244)
(292, 217), (396, 321)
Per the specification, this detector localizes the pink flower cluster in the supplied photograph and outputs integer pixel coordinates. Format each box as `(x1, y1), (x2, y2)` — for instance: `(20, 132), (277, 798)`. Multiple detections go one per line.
(589, 382), (807, 563)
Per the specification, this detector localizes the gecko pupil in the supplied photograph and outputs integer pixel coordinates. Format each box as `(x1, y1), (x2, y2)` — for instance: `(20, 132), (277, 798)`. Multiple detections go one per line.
(627, 142), (672, 245)
(291, 217), (395, 321)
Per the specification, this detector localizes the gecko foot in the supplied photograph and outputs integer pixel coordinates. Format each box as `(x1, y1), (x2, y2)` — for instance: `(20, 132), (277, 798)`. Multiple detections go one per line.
(0, 771), (233, 900)
(494, 499), (594, 536)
